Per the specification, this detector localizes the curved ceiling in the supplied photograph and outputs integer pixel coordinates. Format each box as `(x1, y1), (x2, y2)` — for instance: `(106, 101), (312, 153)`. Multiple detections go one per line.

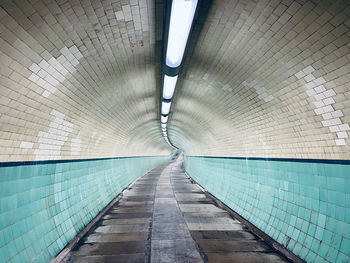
(0, 0), (170, 161)
(170, 0), (350, 159)
(1, 0), (350, 162)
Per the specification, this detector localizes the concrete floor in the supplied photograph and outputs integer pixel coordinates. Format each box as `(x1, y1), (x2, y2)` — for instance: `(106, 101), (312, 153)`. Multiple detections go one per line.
(67, 158), (289, 263)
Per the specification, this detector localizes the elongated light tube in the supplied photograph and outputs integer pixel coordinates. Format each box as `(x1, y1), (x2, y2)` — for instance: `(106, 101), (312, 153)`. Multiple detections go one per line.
(163, 75), (178, 99)
(166, 0), (198, 67)
(161, 115), (168, 123)
(161, 101), (171, 115)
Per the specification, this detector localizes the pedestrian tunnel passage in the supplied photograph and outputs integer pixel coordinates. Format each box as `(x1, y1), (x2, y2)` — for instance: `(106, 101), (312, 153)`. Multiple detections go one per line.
(1, 0), (350, 262)
(63, 157), (291, 263)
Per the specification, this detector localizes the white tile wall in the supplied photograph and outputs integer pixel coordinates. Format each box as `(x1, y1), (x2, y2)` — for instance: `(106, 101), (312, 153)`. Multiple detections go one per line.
(170, 0), (350, 159)
(0, 0), (170, 162)
(1, 0), (350, 161)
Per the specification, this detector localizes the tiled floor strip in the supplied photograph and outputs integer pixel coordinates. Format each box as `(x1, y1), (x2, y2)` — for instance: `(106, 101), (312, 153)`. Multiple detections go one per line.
(67, 158), (289, 263)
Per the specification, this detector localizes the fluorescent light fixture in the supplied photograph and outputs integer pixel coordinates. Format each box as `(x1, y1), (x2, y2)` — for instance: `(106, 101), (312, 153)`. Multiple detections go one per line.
(163, 75), (178, 99)
(161, 123), (167, 128)
(166, 0), (198, 67)
(161, 101), (171, 115)
(161, 115), (169, 123)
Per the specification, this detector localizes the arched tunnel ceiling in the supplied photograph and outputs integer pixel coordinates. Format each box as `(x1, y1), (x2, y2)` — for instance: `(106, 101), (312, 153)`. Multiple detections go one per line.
(0, 0), (170, 161)
(170, 0), (350, 159)
(1, 0), (350, 161)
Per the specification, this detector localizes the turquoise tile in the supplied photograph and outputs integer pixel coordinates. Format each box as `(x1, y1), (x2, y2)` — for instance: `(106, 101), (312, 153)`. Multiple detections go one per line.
(299, 246), (309, 258)
(0, 245), (10, 262)
(314, 255), (325, 263)
(326, 246), (338, 262)
(336, 252), (349, 262)
(294, 243), (302, 255)
(185, 156), (350, 262)
(315, 226), (324, 241)
(324, 164), (343, 178)
(346, 208), (350, 222)
(311, 238), (321, 253)
(0, 156), (169, 263)
(322, 229), (333, 245)
(319, 201), (328, 214)
(305, 250), (317, 262)
(328, 191), (346, 207)
(318, 213), (326, 228)
(335, 206), (345, 221)
(318, 242), (329, 258)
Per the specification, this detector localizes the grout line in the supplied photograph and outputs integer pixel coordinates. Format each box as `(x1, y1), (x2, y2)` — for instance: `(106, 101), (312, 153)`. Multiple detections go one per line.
(184, 170), (305, 263)
(51, 165), (163, 263)
(50, 192), (124, 263)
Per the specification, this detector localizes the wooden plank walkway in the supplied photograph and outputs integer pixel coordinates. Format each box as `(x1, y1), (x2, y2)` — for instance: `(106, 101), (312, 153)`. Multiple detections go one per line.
(67, 158), (289, 263)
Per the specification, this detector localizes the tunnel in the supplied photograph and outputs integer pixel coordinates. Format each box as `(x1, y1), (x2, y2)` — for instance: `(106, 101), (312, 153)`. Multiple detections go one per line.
(0, 0), (350, 262)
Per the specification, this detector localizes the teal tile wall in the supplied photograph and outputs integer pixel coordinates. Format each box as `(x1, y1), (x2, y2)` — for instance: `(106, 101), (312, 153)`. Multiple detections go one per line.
(184, 156), (350, 263)
(170, 149), (180, 159)
(0, 156), (169, 263)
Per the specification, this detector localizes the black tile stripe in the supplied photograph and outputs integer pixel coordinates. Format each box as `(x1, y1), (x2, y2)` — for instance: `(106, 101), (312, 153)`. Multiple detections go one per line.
(186, 155), (350, 165)
(0, 155), (169, 168)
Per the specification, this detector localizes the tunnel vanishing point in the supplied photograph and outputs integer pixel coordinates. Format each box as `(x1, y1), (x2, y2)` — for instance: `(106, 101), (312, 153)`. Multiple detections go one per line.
(1, 0), (350, 262)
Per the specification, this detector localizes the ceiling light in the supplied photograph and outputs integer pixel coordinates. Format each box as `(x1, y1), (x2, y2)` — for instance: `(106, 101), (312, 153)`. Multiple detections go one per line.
(161, 101), (171, 115)
(163, 75), (178, 99)
(166, 0), (198, 68)
(161, 123), (167, 128)
(161, 115), (169, 123)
